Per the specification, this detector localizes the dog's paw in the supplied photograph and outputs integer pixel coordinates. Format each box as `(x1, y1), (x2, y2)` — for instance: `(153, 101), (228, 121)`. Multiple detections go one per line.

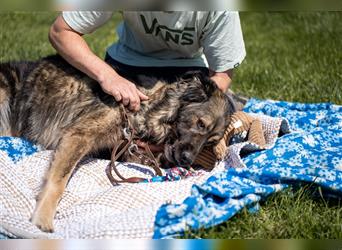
(30, 213), (55, 233)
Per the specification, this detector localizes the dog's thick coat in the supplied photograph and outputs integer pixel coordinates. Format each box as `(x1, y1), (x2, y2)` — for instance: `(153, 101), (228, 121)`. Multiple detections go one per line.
(0, 55), (234, 232)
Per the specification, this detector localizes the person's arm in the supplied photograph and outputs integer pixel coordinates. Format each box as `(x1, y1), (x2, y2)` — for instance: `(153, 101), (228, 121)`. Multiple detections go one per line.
(49, 14), (148, 111)
(201, 11), (246, 92)
(210, 69), (233, 93)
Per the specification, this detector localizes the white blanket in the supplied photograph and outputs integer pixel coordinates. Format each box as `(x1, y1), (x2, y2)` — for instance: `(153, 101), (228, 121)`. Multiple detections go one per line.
(0, 151), (215, 239)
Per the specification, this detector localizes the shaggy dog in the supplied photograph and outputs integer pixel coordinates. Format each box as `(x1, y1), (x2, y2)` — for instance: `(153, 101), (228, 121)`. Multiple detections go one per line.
(0, 55), (234, 232)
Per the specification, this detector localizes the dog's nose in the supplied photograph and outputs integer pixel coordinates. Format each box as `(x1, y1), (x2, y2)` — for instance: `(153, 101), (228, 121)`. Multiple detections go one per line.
(180, 151), (192, 165)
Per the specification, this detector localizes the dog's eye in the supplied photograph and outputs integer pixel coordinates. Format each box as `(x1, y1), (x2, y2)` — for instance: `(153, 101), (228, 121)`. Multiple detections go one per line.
(197, 119), (206, 130)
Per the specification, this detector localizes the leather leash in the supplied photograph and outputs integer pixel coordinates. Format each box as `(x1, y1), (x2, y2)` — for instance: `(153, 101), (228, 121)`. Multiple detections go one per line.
(106, 104), (163, 185)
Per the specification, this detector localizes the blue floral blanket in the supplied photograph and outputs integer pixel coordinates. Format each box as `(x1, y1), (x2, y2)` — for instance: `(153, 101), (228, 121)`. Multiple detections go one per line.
(153, 98), (342, 238)
(0, 98), (341, 239)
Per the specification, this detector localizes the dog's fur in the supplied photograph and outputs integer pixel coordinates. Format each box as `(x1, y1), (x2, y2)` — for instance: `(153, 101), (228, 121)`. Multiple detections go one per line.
(0, 55), (234, 232)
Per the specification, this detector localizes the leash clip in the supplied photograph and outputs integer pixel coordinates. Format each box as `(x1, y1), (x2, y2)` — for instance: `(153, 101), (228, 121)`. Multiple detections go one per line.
(123, 127), (132, 139)
(128, 144), (139, 155)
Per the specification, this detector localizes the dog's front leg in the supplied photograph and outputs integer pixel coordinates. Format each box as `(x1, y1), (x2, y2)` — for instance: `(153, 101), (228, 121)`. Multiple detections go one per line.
(31, 133), (93, 233)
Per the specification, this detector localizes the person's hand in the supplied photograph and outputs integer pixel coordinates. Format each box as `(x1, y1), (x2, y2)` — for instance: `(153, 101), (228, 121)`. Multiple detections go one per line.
(99, 72), (149, 112)
(210, 69), (233, 93)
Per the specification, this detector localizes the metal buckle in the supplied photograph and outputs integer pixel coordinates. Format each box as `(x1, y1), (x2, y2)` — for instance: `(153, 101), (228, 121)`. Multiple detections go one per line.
(128, 144), (138, 155)
(123, 127), (132, 139)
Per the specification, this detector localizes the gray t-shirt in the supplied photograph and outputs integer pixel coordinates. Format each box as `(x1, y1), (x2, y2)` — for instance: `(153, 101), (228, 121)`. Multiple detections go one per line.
(63, 11), (246, 72)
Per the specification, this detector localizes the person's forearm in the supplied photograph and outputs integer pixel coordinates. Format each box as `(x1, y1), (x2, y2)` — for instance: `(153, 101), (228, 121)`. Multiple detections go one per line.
(49, 16), (118, 84)
(49, 15), (148, 112)
(210, 69), (233, 93)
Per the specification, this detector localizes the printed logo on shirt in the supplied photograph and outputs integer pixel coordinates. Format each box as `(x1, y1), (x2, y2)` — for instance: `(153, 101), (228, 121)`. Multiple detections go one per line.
(140, 15), (195, 45)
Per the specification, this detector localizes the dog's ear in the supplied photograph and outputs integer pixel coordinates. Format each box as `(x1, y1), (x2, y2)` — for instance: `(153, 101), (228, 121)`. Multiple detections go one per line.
(181, 85), (208, 103)
(180, 71), (218, 103)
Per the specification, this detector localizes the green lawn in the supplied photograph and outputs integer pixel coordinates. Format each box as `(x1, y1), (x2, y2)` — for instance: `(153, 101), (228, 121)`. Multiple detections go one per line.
(1, 12), (341, 239)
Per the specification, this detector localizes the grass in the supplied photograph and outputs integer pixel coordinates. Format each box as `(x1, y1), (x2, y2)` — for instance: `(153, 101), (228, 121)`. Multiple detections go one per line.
(183, 186), (342, 239)
(0, 12), (121, 61)
(1, 12), (341, 239)
(235, 12), (342, 104)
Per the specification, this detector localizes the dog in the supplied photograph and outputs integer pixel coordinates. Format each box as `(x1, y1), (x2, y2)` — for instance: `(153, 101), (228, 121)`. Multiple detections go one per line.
(0, 55), (235, 232)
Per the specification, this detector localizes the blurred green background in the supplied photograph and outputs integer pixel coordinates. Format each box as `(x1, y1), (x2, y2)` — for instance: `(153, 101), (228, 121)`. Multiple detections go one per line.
(0, 12), (341, 238)
(1, 12), (341, 104)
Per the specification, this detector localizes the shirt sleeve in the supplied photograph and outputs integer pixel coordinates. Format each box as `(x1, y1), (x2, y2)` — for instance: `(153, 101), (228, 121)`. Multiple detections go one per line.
(200, 11), (246, 72)
(62, 11), (113, 34)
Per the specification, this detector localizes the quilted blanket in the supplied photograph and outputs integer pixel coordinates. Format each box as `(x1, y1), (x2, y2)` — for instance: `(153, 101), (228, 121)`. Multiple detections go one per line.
(0, 98), (341, 239)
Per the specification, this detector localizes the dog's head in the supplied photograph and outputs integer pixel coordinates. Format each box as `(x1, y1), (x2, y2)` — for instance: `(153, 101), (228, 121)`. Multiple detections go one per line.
(161, 71), (235, 167)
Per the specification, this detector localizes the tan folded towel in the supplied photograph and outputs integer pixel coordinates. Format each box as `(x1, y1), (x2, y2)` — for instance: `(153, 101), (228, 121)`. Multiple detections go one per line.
(195, 111), (266, 169)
